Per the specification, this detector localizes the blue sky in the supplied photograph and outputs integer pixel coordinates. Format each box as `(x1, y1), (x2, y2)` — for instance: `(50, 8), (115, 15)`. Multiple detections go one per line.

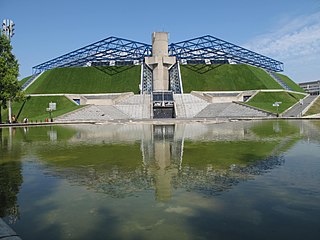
(1, 0), (320, 82)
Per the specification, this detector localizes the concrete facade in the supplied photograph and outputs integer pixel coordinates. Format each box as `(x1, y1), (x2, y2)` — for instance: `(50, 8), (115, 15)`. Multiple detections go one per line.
(145, 32), (176, 91)
(299, 80), (320, 95)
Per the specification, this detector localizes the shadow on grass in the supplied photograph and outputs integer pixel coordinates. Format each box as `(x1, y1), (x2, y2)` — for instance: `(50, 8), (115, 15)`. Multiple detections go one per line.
(93, 65), (136, 76)
(183, 64), (225, 74)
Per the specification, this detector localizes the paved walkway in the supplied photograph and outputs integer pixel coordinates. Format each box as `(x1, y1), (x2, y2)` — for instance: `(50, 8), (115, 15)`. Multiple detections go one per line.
(52, 93), (320, 122)
(196, 102), (272, 118)
(282, 95), (318, 117)
(56, 94), (151, 122)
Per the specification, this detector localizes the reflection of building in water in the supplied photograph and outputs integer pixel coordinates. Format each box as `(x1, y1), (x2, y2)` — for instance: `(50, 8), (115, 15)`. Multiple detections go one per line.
(30, 120), (320, 201)
(141, 125), (184, 201)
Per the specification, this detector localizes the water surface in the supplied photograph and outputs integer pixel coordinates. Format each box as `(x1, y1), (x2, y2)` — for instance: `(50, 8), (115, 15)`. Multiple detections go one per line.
(1, 120), (320, 239)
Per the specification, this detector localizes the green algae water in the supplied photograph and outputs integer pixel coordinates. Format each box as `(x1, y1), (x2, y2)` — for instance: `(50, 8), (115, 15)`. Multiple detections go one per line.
(1, 120), (320, 240)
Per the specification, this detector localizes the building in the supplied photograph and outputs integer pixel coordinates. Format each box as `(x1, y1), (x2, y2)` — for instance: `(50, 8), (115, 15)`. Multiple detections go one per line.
(299, 80), (320, 95)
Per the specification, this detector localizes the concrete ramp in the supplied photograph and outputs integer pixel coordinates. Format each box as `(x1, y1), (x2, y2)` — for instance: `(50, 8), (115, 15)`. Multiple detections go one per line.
(174, 94), (209, 118)
(55, 105), (129, 122)
(282, 95), (318, 117)
(115, 94), (151, 119)
(196, 102), (270, 118)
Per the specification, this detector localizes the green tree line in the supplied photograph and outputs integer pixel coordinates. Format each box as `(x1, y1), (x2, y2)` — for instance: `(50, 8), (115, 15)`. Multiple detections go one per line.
(0, 34), (24, 123)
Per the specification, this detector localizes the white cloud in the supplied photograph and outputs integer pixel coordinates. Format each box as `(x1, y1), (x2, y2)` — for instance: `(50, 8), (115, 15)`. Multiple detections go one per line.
(244, 11), (320, 82)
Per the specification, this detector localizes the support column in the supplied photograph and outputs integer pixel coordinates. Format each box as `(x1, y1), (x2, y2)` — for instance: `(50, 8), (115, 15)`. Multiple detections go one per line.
(145, 32), (176, 91)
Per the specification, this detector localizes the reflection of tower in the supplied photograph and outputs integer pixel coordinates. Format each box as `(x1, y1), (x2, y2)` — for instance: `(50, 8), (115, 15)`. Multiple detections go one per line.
(141, 124), (184, 201)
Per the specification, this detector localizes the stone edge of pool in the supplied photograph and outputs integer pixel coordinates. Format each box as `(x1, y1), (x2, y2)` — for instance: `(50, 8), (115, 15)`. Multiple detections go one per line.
(0, 218), (22, 240)
(0, 117), (320, 128)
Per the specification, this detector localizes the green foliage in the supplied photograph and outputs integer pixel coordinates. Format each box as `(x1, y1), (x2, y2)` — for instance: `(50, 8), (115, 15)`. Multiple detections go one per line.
(2, 96), (81, 122)
(25, 66), (141, 94)
(246, 91), (305, 113)
(180, 64), (283, 92)
(0, 35), (24, 122)
(19, 76), (32, 86)
(304, 97), (320, 116)
(275, 73), (305, 93)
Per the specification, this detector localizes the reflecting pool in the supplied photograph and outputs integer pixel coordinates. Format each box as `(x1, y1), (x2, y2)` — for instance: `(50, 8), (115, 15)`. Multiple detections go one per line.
(1, 120), (320, 239)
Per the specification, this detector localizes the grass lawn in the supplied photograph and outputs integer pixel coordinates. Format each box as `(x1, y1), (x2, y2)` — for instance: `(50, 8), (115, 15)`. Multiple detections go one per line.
(275, 73), (305, 93)
(1, 96), (81, 122)
(304, 97), (320, 116)
(246, 91), (305, 113)
(19, 76), (32, 86)
(180, 64), (283, 92)
(25, 66), (141, 94)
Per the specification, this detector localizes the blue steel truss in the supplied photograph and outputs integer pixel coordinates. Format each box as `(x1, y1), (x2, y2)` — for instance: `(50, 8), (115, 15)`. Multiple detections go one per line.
(32, 35), (283, 74)
(169, 35), (283, 72)
(32, 37), (152, 74)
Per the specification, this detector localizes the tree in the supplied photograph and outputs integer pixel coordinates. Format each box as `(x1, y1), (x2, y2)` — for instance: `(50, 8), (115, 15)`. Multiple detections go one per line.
(0, 34), (24, 123)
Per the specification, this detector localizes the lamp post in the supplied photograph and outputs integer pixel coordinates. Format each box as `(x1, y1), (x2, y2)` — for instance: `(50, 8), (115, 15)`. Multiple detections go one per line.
(46, 102), (56, 122)
(273, 102), (282, 117)
(2, 19), (15, 123)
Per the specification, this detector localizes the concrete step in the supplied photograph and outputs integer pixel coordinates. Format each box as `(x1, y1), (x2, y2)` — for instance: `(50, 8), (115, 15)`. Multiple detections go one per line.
(115, 94), (151, 119)
(174, 94), (209, 118)
(56, 105), (129, 121)
(196, 102), (270, 118)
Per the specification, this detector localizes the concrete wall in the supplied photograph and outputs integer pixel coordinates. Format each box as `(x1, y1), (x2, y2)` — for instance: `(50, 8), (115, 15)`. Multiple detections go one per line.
(145, 32), (176, 91)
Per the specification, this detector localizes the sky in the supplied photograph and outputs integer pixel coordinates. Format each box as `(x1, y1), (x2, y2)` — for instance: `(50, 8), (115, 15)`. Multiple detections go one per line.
(1, 0), (320, 82)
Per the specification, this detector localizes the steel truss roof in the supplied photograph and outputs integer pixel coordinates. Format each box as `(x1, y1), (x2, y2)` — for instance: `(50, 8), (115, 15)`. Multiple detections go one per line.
(33, 35), (283, 74)
(168, 35), (283, 72)
(32, 37), (152, 74)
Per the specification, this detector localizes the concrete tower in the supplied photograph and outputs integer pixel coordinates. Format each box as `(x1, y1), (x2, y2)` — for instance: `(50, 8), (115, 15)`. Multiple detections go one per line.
(145, 32), (176, 91)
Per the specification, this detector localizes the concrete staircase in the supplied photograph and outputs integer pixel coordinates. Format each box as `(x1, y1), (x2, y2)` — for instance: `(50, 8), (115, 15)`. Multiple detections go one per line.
(56, 94), (152, 121)
(115, 94), (151, 119)
(55, 105), (129, 122)
(22, 72), (43, 90)
(174, 94), (209, 118)
(196, 102), (271, 118)
(266, 70), (292, 90)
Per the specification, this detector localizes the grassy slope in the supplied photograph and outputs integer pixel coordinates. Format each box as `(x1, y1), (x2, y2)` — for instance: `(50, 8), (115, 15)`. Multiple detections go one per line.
(26, 66), (141, 94)
(275, 73), (305, 93)
(304, 97), (320, 116)
(19, 76), (31, 86)
(2, 96), (81, 122)
(180, 64), (283, 92)
(246, 91), (305, 113)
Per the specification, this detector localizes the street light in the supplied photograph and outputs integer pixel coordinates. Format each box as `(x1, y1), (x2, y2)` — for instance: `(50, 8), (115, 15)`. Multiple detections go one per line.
(46, 102), (56, 122)
(1, 19), (15, 40)
(273, 101), (282, 117)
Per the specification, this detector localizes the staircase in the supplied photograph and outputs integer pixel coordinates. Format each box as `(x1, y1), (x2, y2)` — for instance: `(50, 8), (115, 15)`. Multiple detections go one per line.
(22, 72), (43, 90)
(55, 105), (129, 122)
(266, 70), (292, 91)
(195, 102), (272, 118)
(174, 94), (209, 118)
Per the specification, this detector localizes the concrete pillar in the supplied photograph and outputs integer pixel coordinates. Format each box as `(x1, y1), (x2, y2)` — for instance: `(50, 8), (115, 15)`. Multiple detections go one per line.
(145, 32), (176, 91)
